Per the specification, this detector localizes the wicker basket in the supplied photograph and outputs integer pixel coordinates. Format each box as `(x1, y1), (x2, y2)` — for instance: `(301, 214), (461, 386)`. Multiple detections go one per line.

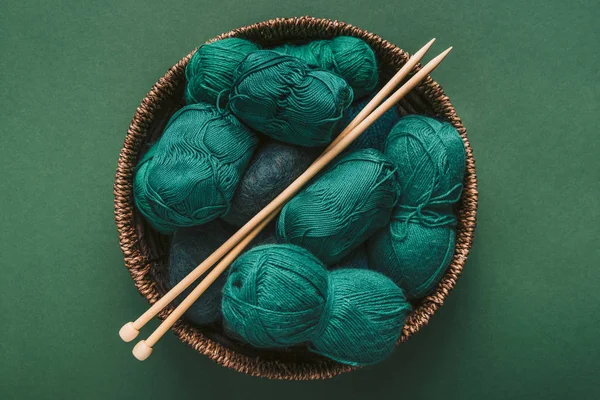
(114, 16), (478, 380)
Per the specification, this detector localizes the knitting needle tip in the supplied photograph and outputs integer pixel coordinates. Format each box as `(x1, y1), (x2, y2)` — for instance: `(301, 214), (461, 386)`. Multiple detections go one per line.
(428, 47), (453, 66)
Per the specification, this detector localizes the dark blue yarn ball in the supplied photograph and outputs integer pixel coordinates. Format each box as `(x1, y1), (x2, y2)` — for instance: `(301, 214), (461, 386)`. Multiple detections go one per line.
(168, 220), (235, 326)
(222, 140), (317, 227)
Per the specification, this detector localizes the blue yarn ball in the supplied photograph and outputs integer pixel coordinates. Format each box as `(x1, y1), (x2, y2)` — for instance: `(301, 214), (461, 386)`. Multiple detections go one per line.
(134, 103), (258, 233)
(169, 220), (234, 325)
(273, 36), (378, 98)
(335, 95), (402, 153)
(367, 115), (466, 299)
(229, 50), (353, 147)
(277, 148), (400, 264)
(222, 140), (317, 227)
(185, 38), (260, 105)
(221, 244), (411, 366)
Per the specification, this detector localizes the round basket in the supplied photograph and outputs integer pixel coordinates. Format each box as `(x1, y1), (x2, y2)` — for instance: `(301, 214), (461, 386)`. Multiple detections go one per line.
(114, 16), (478, 380)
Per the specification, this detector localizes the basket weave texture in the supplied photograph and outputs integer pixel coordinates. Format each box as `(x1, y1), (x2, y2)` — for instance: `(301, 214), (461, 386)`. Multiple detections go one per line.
(113, 16), (478, 380)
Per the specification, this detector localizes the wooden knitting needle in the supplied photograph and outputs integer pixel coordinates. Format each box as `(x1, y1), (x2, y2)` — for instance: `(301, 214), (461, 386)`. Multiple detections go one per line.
(119, 38), (441, 344)
(130, 45), (453, 360)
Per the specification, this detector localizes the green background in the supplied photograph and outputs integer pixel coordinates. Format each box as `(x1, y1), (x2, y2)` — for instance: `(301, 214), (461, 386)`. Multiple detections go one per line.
(1, 0), (598, 398)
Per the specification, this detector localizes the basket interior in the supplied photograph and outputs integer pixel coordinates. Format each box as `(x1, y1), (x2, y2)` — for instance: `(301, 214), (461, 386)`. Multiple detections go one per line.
(117, 16), (476, 379)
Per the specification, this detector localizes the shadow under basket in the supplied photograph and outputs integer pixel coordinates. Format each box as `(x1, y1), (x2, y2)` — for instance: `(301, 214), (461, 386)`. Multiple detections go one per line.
(114, 16), (478, 380)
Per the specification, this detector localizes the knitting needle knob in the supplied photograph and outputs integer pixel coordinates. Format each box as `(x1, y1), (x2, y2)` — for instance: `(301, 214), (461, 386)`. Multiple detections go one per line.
(119, 322), (140, 342)
(132, 340), (153, 361)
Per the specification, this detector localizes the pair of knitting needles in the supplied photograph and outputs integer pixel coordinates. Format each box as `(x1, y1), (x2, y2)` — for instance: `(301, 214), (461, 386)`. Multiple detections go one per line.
(120, 38), (451, 360)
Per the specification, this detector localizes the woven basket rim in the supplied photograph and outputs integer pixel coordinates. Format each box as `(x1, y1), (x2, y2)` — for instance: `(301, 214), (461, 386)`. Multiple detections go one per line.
(113, 15), (478, 380)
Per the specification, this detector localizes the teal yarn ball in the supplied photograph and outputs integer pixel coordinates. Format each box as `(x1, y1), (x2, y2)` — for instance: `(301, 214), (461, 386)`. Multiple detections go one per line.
(384, 115), (466, 206)
(222, 140), (317, 227)
(335, 95), (402, 153)
(133, 103), (258, 233)
(367, 214), (456, 299)
(310, 268), (411, 366)
(274, 36), (378, 98)
(229, 50), (353, 147)
(222, 244), (329, 348)
(185, 38), (260, 105)
(367, 115), (466, 299)
(277, 148), (400, 264)
(222, 244), (411, 366)
(331, 245), (369, 270)
(168, 220), (234, 325)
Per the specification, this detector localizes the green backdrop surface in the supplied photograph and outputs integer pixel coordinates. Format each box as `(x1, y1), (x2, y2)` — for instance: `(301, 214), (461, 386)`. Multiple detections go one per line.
(1, 1), (598, 399)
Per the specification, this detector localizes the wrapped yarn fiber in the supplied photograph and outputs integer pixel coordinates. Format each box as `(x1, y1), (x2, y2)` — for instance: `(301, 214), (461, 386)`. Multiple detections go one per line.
(134, 104), (258, 233)
(335, 95), (402, 153)
(367, 116), (466, 299)
(229, 50), (353, 147)
(222, 244), (328, 348)
(222, 140), (317, 227)
(221, 244), (411, 366)
(185, 38), (260, 105)
(315, 268), (409, 365)
(277, 149), (400, 264)
(169, 220), (234, 325)
(331, 245), (369, 270)
(368, 217), (456, 299)
(386, 115), (466, 206)
(274, 36), (378, 98)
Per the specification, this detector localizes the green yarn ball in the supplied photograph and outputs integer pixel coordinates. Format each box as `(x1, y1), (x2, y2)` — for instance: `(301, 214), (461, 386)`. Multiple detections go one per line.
(222, 244), (411, 366)
(222, 244), (329, 348)
(274, 36), (378, 98)
(367, 214), (456, 299)
(277, 148), (400, 264)
(331, 245), (369, 270)
(222, 140), (317, 227)
(229, 50), (353, 147)
(133, 103), (258, 233)
(384, 115), (466, 206)
(367, 115), (466, 299)
(310, 268), (411, 366)
(185, 38), (260, 105)
(168, 220), (234, 325)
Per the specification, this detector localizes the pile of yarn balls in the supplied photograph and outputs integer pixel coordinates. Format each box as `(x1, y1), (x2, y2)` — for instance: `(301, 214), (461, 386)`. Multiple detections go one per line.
(134, 36), (466, 366)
